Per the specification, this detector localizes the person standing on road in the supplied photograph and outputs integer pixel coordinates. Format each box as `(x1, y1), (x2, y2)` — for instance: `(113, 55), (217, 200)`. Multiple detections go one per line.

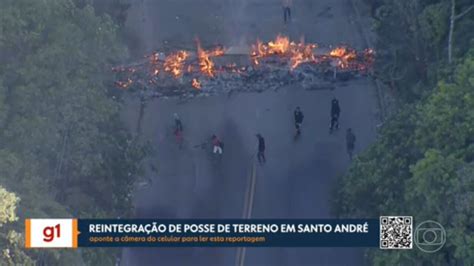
(212, 135), (223, 155)
(294, 106), (304, 135)
(174, 113), (183, 132)
(282, 0), (292, 24)
(256, 134), (266, 164)
(330, 98), (340, 132)
(173, 113), (184, 148)
(346, 128), (356, 159)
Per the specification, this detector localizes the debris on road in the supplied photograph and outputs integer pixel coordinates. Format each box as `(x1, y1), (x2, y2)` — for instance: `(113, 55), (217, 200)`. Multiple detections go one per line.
(113, 35), (375, 99)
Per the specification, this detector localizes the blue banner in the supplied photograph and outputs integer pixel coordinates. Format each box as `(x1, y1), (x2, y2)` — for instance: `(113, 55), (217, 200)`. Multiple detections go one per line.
(77, 219), (379, 247)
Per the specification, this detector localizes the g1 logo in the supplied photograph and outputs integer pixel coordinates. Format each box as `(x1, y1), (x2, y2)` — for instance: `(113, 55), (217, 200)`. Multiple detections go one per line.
(43, 224), (61, 242)
(26, 219), (76, 248)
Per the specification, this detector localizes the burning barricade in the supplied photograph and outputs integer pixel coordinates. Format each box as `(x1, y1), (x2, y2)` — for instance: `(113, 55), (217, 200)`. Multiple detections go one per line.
(113, 35), (375, 99)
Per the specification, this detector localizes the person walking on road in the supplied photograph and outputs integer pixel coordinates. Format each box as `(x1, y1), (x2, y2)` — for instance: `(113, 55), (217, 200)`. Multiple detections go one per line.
(173, 113), (184, 148)
(256, 134), (266, 164)
(211, 135), (223, 155)
(329, 98), (340, 132)
(282, 0), (292, 24)
(294, 106), (304, 136)
(174, 113), (183, 132)
(346, 128), (356, 160)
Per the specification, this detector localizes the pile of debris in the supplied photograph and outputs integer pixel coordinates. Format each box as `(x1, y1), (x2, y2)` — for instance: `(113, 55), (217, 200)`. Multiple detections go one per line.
(113, 35), (375, 99)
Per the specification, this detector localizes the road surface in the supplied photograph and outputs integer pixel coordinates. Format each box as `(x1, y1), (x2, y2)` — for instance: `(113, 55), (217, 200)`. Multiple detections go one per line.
(121, 0), (378, 265)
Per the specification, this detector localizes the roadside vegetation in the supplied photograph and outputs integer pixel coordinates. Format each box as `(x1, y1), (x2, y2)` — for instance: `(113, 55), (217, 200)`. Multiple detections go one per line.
(0, 0), (471, 264)
(0, 0), (144, 264)
(336, 0), (473, 264)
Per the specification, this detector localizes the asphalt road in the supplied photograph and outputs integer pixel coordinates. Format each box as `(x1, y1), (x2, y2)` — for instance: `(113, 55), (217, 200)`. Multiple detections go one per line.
(121, 0), (378, 265)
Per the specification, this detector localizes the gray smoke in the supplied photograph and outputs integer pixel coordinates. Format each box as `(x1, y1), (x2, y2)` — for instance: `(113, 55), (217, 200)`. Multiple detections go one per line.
(227, 0), (250, 47)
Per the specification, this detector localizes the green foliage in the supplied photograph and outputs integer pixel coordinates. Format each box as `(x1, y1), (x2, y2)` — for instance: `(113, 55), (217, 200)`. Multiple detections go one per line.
(415, 50), (474, 157)
(336, 51), (474, 264)
(418, 2), (449, 47)
(0, 186), (34, 265)
(75, 0), (131, 26)
(0, 187), (19, 227)
(350, 5), (473, 263)
(336, 108), (421, 217)
(372, 0), (473, 101)
(0, 0), (145, 264)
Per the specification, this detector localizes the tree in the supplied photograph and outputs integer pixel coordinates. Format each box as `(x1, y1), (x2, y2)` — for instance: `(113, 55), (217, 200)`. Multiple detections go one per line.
(336, 49), (474, 264)
(0, 186), (19, 228)
(335, 107), (421, 218)
(0, 186), (34, 265)
(0, 0), (146, 264)
(415, 48), (474, 157)
(448, 0), (474, 63)
(371, 0), (472, 101)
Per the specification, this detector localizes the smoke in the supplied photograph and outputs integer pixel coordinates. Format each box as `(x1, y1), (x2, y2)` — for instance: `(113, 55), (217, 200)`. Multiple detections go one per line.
(227, 0), (250, 47)
(125, 0), (261, 56)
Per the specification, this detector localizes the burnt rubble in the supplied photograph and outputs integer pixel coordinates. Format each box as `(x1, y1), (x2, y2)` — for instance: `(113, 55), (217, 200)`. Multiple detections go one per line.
(116, 58), (367, 100)
(113, 41), (373, 100)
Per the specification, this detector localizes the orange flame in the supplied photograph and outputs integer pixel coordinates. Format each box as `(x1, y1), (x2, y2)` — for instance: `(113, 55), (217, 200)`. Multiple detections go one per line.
(113, 34), (375, 90)
(290, 42), (317, 69)
(251, 35), (317, 69)
(192, 78), (201, 89)
(196, 41), (224, 77)
(251, 35), (293, 65)
(164, 50), (189, 77)
(267, 35), (291, 54)
(329, 47), (357, 69)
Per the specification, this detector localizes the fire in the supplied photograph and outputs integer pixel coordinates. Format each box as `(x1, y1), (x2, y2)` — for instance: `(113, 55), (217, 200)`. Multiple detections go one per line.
(149, 51), (160, 65)
(329, 46), (357, 69)
(251, 35), (293, 65)
(149, 51), (161, 76)
(347, 48), (375, 72)
(192, 78), (201, 89)
(115, 78), (133, 89)
(362, 48), (375, 66)
(112, 34), (375, 92)
(267, 35), (291, 54)
(251, 35), (317, 69)
(290, 42), (317, 69)
(196, 41), (224, 77)
(164, 50), (189, 77)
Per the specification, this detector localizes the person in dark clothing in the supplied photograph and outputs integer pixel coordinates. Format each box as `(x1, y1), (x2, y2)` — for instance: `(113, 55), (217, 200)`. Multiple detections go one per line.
(346, 128), (356, 159)
(174, 113), (183, 132)
(256, 134), (266, 164)
(294, 106), (304, 135)
(173, 113), (184, 148)
(330, 98), (340, 132)
(282, 0), (293, 24)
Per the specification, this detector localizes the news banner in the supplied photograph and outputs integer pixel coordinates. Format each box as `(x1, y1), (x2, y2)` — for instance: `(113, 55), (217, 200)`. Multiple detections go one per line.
(23, 217), (436, 250)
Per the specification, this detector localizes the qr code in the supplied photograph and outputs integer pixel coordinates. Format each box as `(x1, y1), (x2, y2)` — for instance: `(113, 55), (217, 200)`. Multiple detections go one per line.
(380, 216), (413, 249)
